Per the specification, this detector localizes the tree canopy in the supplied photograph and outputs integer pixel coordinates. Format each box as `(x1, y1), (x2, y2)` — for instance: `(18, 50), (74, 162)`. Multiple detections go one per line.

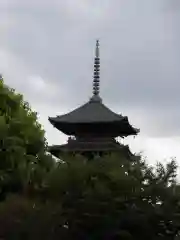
(0, 76), (55, 199)
(38, 153), (180, 239)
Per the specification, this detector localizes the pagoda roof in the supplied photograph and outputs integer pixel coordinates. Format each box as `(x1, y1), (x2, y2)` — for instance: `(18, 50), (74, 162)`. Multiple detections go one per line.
(48, 97), (139, 136)
(48, 141), (133, 157)
(49, 98), (128, 124)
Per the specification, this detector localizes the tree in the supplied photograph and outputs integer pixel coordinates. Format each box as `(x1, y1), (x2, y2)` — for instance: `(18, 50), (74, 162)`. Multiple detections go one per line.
(38, 153), (180, 239)
(0, 76), (55, 199)
(0, 153), (179, 239)
(0, 155), (180, 240)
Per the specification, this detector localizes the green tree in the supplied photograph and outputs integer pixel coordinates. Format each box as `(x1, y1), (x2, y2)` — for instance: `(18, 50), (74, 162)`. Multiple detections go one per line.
(0, 153), (179, 239)
(40, 153), (180, 239)
(0, 76), (55, 199)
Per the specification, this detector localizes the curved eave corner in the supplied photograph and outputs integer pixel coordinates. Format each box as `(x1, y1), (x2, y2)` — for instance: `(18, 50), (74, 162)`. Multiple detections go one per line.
(134, 127), (140, 135)
(48, 116), (53, 122)
(48, 116), (57, 126)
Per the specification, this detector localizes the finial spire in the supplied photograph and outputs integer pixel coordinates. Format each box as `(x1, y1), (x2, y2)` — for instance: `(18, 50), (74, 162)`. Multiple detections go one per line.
(93, 39), (100, 96)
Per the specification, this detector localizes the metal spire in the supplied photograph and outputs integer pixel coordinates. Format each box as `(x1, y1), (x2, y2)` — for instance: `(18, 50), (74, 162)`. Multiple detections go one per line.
(93, 40), (100, 96)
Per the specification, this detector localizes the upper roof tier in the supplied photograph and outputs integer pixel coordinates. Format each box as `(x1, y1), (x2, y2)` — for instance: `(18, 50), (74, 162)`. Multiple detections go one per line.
(49, 98), (124, 124)
(49, 97), (139, 136)
(48, 40), (139, 137)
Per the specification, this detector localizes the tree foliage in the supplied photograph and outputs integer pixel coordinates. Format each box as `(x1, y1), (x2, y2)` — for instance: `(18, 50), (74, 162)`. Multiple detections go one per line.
(0, 77), (55, 199)
(41, 154), (180, 239)
(0, 154), (179, 239)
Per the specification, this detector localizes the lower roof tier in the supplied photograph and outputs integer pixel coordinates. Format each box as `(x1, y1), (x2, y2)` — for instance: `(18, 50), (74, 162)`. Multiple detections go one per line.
(48, 141), (133, 158)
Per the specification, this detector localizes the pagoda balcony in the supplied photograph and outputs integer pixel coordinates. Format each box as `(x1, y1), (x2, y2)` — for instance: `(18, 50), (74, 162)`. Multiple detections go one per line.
(67, 136), (120, 145)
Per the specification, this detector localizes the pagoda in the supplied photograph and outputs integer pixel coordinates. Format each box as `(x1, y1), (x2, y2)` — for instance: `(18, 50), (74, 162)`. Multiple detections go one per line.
(48, 40), (139, 159)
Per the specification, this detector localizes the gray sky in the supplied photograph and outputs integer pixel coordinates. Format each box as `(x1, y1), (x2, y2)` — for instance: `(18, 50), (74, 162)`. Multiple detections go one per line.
(0, 0), (180, 165)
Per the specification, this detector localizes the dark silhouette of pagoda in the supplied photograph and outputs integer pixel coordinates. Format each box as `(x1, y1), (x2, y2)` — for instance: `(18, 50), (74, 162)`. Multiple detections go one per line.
(48, 40), (139, 159)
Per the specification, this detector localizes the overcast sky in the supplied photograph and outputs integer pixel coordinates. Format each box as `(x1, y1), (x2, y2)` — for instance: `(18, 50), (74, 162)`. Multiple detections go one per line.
(0, 0), (180, 165)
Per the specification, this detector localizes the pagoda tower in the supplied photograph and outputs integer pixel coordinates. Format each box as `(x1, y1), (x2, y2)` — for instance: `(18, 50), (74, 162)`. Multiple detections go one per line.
(48, 40), (139, 159)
